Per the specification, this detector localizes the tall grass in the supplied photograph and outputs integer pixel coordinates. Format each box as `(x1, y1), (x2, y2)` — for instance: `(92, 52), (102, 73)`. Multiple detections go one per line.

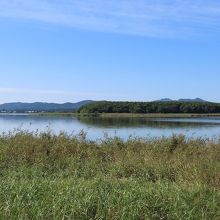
(0, 130), (219, 219)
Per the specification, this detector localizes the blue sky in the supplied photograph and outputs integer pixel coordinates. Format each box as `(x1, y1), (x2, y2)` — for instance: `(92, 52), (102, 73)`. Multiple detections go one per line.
(0, 0), (220, 103)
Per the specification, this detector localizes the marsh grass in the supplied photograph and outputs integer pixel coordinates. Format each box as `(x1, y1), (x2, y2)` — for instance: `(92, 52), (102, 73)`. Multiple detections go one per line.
(0, 130), (219, 219)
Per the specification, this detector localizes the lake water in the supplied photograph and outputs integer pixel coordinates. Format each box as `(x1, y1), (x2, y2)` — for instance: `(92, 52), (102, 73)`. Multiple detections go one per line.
(0, 114), (220, 140)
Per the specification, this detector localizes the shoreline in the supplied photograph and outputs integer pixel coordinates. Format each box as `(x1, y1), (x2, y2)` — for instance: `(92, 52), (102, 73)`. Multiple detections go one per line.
(33, 112), (220, 118)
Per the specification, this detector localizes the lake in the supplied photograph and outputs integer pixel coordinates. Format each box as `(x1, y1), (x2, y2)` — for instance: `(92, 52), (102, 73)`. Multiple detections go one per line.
(0, 114), (220, 140)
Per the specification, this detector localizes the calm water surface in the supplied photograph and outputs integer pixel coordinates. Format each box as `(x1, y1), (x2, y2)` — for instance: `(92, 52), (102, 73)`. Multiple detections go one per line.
(0, 114), (220, 140)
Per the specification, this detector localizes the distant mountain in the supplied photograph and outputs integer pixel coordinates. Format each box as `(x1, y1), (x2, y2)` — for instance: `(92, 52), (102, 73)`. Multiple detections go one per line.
(0, 100), (93, 113)
(157, 98), (208, 103)
(178, 98), (207, 103)
(156, 98), (173, 102)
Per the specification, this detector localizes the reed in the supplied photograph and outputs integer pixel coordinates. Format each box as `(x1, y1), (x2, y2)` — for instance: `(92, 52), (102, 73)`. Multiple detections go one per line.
(0, 130), (219, 219)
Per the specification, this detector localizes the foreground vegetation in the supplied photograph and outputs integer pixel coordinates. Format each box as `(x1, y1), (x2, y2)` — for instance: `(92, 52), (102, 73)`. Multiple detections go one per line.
(78, 101), (220, 114)
(0, 131), (219, 219)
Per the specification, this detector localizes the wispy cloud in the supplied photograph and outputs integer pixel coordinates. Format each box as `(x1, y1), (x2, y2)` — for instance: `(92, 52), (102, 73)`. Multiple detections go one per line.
(0, 0), (220, 37)
(0, 87), (123, 103)
(0, 88), (94, 97)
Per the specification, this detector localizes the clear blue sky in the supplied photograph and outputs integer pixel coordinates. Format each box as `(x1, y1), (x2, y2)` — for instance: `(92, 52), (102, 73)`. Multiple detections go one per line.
(0, 0), (220, 103)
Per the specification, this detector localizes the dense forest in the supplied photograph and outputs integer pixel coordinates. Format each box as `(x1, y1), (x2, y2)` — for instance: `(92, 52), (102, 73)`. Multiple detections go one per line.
(78, 101), (220, 114)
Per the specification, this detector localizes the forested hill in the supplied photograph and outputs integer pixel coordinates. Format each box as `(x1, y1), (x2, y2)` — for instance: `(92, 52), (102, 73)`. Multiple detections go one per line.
(0, 100), (93, 113)
(78, 101), (220, 114)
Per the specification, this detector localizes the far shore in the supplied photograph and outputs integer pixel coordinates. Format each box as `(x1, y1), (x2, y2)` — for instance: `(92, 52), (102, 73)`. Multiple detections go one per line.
(33, 112), (220, 118)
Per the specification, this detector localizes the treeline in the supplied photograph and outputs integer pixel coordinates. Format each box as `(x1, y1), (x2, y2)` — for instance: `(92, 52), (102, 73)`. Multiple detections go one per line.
(78, 101), (220, 114)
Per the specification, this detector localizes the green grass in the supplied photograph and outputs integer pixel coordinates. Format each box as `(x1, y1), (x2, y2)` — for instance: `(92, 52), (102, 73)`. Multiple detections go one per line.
(0, 131), (219, 219)
(94, 112), (220, 118)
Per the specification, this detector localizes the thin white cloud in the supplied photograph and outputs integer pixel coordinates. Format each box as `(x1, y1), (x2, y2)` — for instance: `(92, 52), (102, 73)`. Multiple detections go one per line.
(0, 87), (77, 103)
(0, 0), (220, 37)
(0, 87), (73, 95)
(0, 87), (125, 103)
(0, 87), (108, 98)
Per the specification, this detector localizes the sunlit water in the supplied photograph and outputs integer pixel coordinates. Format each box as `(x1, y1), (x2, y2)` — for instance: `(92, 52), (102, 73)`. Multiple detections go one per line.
(0, 114), (220, 140)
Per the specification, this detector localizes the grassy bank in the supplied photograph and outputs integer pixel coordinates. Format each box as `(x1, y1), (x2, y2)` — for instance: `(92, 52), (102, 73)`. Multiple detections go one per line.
(79, 112), (220, 118)
(0, 131), (219, 219)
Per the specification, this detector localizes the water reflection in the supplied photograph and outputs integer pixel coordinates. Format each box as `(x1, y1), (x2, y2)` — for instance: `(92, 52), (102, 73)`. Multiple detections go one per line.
(77, 116), (220, 129)
(0, 114), (220, 140)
